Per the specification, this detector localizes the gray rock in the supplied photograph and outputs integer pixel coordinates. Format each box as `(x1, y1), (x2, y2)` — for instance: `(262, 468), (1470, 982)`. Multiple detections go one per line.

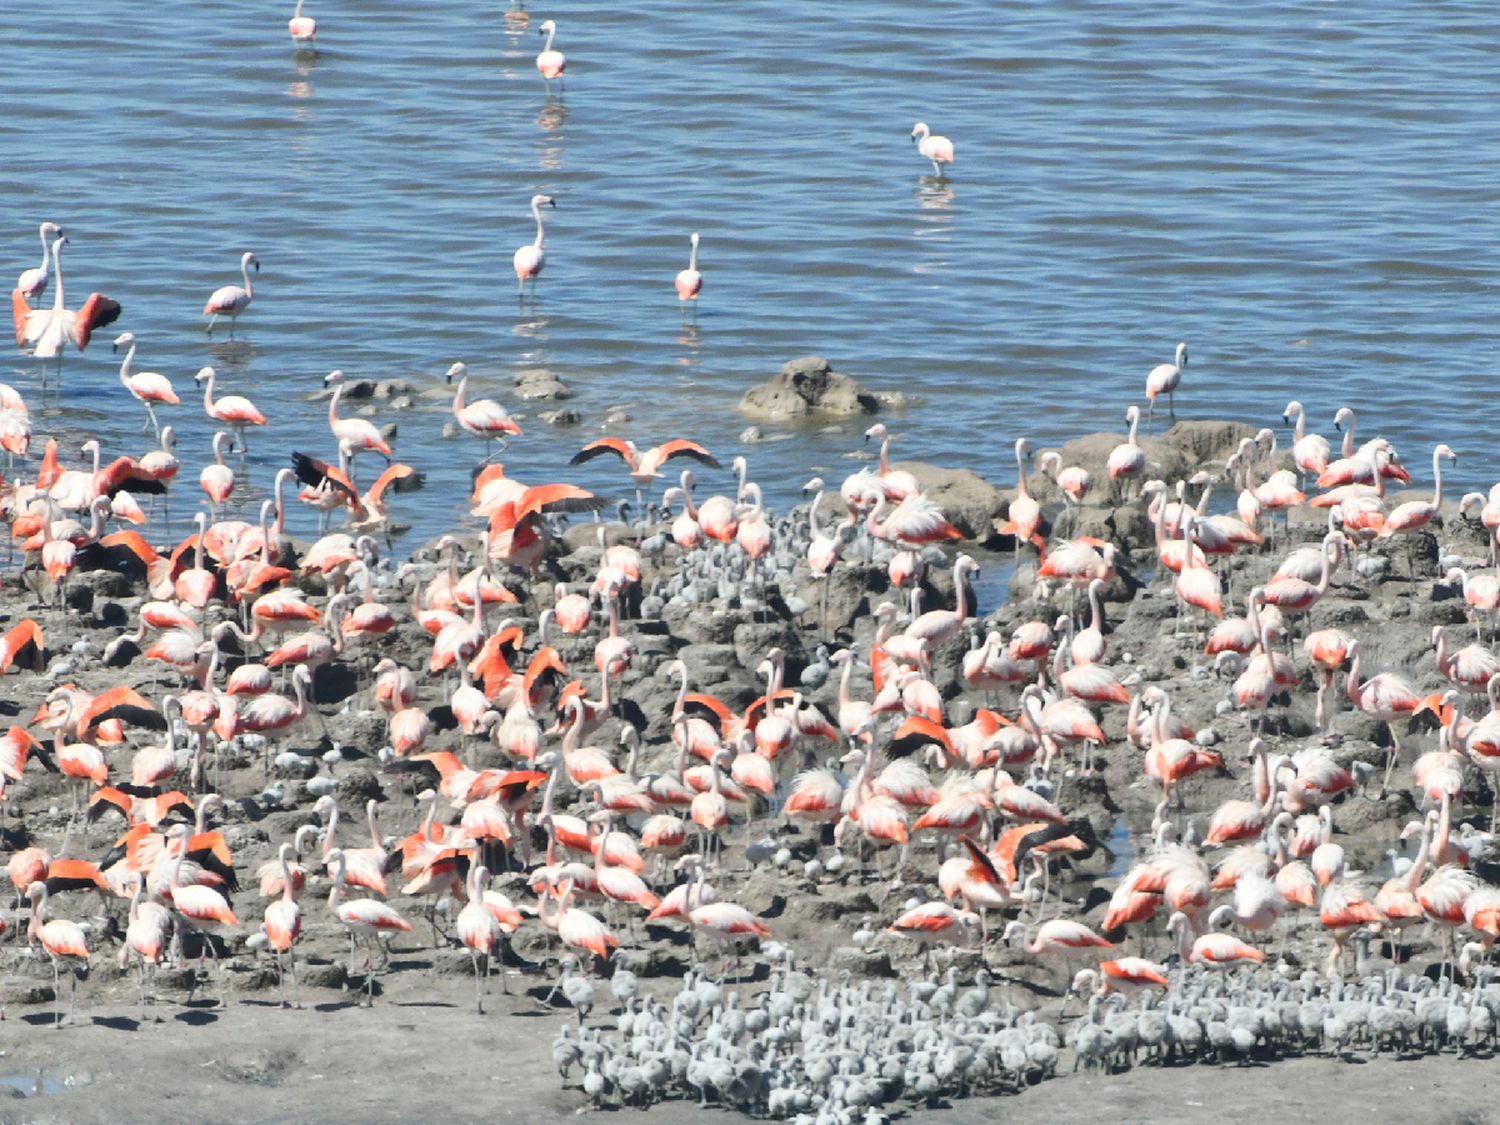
(738, 356), (878, 421)
(373, 379), (412, 399)
(605, 410), (632, 425)
(828, 946), (896, 978)
(539, 408), (581, 426)
(1160, 419), (1258, 466)
(514, 370), (572, 400)
(379, 423), (398, 443)
(740, 426), (764, 444)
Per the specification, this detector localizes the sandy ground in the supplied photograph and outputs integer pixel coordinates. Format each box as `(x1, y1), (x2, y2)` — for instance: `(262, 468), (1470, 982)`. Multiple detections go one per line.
(2, 977), (1496, 1125)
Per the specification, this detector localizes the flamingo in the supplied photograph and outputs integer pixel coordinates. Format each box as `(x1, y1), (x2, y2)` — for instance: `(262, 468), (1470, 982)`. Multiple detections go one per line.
(289, 0), (316, 42)
(1283, 399), (1331, 483)
(200, 431), (235, 514)
(122, 877), (172, 1015)
(264, 843), (302, 1008)
(26, 881), (90, 1026)
(536, 19), (566, 90)
(675, 232), (702, 305)
(445, 362), (521, 461)
(910, 122), (954, 176)
(112, 332), (178, 438)
(202, 251), (258, 336)
(1038, 450), (1091, 535)
(1379, 442), (1456, 577)
(457, 864), (505, 1012)
(1345, 639), (1422, 796)
(327, 848), (412, 1004)
(14, 221), (61, 299)
(1144, 342), (1187, 424)
(996, 438), (1042, 557)
(14, 234), (121, 373)
(513, 194), (555, 295)
(195, 367), (266, 452)
(324, 369), (393, 462)
(1106, 406), (1145, 500)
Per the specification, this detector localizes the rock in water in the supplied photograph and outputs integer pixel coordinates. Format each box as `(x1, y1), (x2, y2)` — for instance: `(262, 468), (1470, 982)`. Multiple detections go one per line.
(738, 356), (879, 421)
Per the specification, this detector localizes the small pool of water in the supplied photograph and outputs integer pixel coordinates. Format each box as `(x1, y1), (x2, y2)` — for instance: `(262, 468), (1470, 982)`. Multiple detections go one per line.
(1105, 817), (1134, 878)
(0, 1075), (66, 1097)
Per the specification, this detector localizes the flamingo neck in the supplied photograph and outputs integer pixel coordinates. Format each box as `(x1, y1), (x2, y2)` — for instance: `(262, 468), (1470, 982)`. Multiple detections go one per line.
(118, 342), (136, 385)
(202, 372), (216, 413)
(688, 241), (698, 272)
(1014, 442), (1029, 498)
(543, 25), (556, 51)
(241, 257), (254, 298)
(1432, 448), (1445, 508)
(453, 375), (467, 414)
(50, 238), (65, 313)
(532, 202), (546, 249)
(1341, 414), (1355, 459)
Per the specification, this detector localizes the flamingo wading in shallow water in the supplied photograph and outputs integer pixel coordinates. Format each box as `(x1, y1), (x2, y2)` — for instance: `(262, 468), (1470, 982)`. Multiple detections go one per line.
(202, 251), (258, 337)
(536, 19), (566, 92)
(911, 122), (954, 177)
(289, 0), (316, 42)
(196, 366), (266, 452)
(675, 232), (702, 309)
(514, 195), (555, 297)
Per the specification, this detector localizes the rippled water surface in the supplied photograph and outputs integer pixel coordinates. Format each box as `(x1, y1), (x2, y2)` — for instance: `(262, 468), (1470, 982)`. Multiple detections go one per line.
(6, 2), (1498, 545)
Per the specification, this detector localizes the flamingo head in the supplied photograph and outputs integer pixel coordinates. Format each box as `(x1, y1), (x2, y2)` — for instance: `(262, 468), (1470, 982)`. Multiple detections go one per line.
(195, 366), (214, 384)
(112, 331), (134, 352)
(445, 362), (466, 384)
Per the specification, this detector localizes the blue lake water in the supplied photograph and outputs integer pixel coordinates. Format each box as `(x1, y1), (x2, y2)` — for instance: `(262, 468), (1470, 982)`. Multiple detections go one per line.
(6, 1), (1498, 547)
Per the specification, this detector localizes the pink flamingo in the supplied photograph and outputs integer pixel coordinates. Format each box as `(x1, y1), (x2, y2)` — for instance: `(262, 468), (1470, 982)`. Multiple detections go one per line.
(14, 221), (61, 299)
(675, 232), (702, 305)
(910, 122), (954, 176)
(195, 366), (266, 452)
(1106, 406), (1145, 501)
(514, 194), (555, 295)
(112, 332), (178, 438)
(289, 0), (316, 42)
(200, 432), (235, 513)
(1345, 638), (1422, 796)
(324, 369), (393, 462)
(1379, 443), (1456, 577)
(202, 251), (258, 337)
(446, 362), (521, 460)
(1144, 342), (1187, 424)
(536, 20), (566, 90)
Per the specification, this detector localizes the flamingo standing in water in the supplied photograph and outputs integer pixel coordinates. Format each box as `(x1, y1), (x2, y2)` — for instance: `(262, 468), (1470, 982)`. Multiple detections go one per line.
(446, 362), (521, 462)
(536, 19), (566, 92)
(324, 369), (393, 464)
(112, 332), (179, 438)
(14, 221), (62, 299)
(196, 366), (266, 452)
(513, 194), (555, 296)
(200, 432), (235, 514)
(910, 122), (954, 176)
(202, 251), (258, 337)
(14, 234), (121, 377)
(289, 0), (316, 42)
(675, 232), (702, 308)
(1144, 342), (1187, 426)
